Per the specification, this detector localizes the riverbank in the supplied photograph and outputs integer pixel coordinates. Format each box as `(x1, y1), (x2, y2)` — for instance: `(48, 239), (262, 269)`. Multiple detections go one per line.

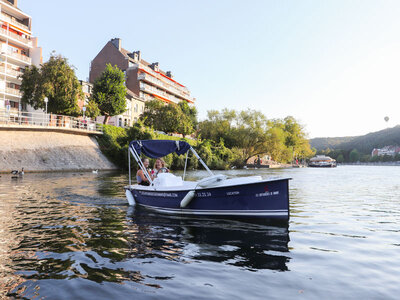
(0, 130), (116, 173)
(339, 162), (400, 166)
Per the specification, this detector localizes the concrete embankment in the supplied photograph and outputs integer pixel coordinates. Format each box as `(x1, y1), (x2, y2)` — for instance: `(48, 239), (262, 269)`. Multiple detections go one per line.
(0, 129), (116, 172)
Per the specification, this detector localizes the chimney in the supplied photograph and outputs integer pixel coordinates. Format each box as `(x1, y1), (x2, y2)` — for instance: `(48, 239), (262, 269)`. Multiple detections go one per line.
(150, 62), (159, 72)
(7, 0), (17, 6)
(166, 71), (173, 78)
(111, 38), (121, 51)
(132, 50), (141, 62)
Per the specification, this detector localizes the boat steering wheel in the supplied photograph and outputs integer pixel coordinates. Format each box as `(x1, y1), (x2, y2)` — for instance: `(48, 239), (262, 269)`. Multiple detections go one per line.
(156, 167), (169, 176)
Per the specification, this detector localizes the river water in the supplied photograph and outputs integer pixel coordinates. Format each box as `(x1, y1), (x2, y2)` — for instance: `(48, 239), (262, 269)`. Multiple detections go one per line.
(0, 166), (399, 299)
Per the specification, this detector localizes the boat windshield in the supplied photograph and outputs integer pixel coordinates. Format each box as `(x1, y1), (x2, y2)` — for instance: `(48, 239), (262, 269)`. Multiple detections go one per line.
(129, 140), (191, 158)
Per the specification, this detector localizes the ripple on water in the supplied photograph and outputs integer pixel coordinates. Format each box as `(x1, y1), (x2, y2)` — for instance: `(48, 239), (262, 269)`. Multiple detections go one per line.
(0, 167), (400, 299)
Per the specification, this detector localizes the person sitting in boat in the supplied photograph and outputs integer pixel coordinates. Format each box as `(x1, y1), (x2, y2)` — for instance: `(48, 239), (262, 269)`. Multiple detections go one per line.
(137, 158), (152, 186)
(152, 158), (169, 177)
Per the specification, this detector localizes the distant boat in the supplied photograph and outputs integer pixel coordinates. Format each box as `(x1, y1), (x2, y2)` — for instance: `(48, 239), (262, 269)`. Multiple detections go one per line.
(308, 155), (337, 168)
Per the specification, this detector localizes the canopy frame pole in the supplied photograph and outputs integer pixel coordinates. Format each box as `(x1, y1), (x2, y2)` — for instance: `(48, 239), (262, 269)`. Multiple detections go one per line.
(129, 146), (154, 185)
(128, 146), (131, 186)
(183, 150), (189, 180)
(190, 147), (214, 176)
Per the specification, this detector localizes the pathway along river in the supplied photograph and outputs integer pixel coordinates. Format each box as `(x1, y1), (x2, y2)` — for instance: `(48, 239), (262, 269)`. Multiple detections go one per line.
(0, 166), (399, 299)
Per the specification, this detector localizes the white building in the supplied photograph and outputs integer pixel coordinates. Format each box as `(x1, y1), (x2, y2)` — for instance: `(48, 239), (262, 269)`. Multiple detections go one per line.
(0, 0), (42, 115)
(371, 146), (400, 157)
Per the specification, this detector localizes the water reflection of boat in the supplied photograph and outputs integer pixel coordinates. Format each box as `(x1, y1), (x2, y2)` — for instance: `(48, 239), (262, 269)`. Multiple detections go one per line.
(129, 207), (290, 272)
(125, 140), (291, 220)
(308, 155), (337, 168)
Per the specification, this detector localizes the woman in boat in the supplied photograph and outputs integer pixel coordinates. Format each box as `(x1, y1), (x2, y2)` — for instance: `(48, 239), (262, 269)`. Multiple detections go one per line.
(152, 158), (169, 177)
(136, 158), (152, 186)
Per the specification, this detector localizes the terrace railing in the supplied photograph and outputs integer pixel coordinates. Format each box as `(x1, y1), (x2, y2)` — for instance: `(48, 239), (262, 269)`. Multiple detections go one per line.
(0, 109), (103, 133)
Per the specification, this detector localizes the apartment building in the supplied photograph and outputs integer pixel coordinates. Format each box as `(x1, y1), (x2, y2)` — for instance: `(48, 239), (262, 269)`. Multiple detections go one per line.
(89, 38), (195, 127)
(0, 0), (42, 114)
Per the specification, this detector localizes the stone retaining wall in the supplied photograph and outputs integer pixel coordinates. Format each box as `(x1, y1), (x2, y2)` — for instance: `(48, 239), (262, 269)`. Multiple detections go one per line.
(0, 130), (116, 172)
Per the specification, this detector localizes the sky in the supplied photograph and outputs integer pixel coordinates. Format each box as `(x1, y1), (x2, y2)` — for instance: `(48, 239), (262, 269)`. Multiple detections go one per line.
(18, 0), (400, 138)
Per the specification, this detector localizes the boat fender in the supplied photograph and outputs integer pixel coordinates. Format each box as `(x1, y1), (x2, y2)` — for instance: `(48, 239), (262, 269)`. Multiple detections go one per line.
(197, 174), (227, 188)
(180, 190), (196, 208)
(126, 189), (136, 206)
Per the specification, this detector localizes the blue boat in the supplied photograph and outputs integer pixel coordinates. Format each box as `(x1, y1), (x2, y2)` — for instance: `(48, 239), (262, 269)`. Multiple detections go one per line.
(125, 140), (291, 219)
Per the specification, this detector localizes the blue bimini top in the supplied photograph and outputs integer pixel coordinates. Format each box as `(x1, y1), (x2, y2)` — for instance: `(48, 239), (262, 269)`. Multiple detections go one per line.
(130, 140), (191, 158)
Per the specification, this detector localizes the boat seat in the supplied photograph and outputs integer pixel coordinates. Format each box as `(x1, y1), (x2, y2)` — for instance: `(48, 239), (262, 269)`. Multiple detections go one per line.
(153, 173), (183, 187)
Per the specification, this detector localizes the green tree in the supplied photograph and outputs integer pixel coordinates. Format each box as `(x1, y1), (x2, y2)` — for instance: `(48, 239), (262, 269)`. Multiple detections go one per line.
(232, 110), (270, 163)
(349, 149), (360, 162)
(198, 109), (314, 164)
(140, 100), (195, 137)
(283, 116), (314, 162)
(199, 109), (271, 164)
(382, 154), (393, 162)
(265, 124), (291, 162)
(20, 65), (43, 110)
(370, 154), (380, 162)
(20, 54), (82, 115)
(91, 64), (127, 124)
(84, 99), (100, 118)
(140, 99), (164, 129)
(336, 154), (345, 163)
(178, 101), (198, 128)
(360, 154), (371, 162)
(198, 114), (233, 145)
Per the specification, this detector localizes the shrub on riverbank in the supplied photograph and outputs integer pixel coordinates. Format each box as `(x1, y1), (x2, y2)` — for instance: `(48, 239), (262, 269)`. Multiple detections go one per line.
(98, 108), (315, 170)
(98, 123), (236, 170)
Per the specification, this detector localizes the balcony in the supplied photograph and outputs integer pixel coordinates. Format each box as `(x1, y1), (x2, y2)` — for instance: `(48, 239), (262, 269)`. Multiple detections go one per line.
(0, 12), (30, 33)
(0, 50), (31, 65)
(0, 27), (32, 48)
(139, 63), (190, 93)
(0, 66), (23, 78)
(5, 86), (21, 97)
(138, 72), (195, 103)
(0, 85), (21, 98)
(0, 0), (31, 21)
(140, 83), (180, 104)
(139, 93), (155, 102)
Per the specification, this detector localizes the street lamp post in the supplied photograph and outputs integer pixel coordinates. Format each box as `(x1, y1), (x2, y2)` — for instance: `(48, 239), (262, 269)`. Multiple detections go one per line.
(44, 98), (48, 126)
(44, 98), (48, 114)
(82, 106), (86, 129)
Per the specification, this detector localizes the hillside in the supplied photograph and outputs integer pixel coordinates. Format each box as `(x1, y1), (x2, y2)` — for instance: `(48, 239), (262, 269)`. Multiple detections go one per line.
(309, 136), (355, 151)
(310, 125), (400, 154)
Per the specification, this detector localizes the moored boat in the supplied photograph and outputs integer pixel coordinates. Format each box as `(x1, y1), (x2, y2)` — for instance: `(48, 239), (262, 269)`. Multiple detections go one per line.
(125, 140), (291, 219)
(308, 155), (337, 168)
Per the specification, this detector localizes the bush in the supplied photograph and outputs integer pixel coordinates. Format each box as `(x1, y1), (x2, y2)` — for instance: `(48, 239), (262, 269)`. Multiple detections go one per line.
(99, 123), (251, 170)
